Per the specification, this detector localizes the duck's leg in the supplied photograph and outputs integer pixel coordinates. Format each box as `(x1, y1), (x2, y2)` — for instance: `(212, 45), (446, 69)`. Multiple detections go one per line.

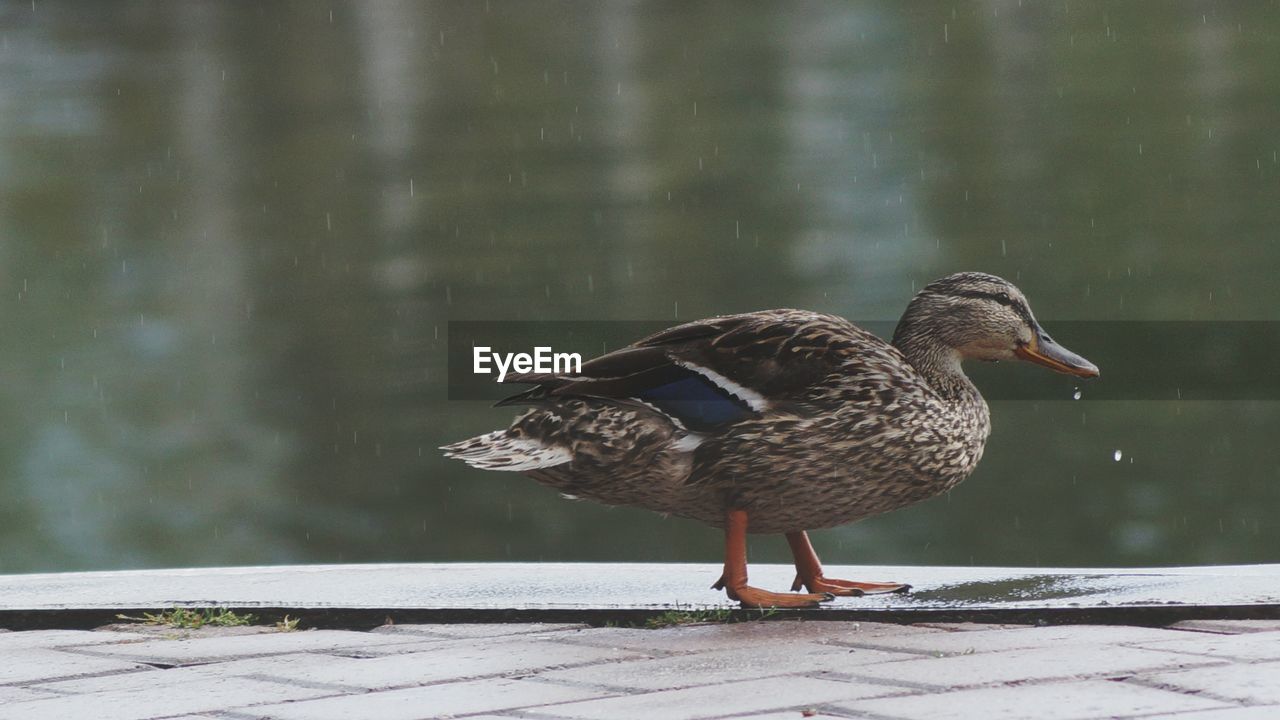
(786, 531), (911, 596)
(711, 510), (833, 608)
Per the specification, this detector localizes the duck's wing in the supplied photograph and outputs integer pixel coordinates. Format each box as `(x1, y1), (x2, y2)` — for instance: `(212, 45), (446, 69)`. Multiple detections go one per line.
(498, 310), (870, 432)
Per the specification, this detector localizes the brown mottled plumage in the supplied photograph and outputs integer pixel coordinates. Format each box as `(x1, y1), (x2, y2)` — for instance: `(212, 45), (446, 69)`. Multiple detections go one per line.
(443, 272), (1099, 607)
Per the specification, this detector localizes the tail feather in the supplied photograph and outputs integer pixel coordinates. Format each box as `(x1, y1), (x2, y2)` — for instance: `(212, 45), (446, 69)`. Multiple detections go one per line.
(440, 431), (572, 472)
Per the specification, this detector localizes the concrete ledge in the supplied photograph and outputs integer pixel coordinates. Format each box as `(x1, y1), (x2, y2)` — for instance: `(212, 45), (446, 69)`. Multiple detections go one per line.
(1, 563), (1278, 630)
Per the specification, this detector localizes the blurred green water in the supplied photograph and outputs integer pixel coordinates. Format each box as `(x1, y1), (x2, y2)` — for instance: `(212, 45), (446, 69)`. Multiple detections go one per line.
(0, 1), (1277, 573)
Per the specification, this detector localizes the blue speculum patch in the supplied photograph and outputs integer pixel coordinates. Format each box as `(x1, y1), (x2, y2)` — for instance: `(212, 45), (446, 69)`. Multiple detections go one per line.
(635, 372), (755, 431)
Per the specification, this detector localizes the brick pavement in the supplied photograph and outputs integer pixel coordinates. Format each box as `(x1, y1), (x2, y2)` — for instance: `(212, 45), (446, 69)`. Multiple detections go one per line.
(0, 619), (1276, 719)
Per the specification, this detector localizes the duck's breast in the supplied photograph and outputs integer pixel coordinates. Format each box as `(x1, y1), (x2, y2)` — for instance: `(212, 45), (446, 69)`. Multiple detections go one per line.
(690, 386), (991, 534)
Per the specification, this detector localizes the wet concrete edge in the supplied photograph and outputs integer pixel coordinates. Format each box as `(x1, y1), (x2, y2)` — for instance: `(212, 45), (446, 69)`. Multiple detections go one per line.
(3, 602), (1279, 631)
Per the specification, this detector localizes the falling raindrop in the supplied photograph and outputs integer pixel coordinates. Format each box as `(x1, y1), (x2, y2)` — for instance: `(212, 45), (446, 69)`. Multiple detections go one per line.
(1072, 388), (1082, 400)
(1113, 449), (1123, 462)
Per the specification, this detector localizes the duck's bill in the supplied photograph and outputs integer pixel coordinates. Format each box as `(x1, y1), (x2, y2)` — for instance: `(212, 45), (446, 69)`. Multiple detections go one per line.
(1014, 331), (1100, 378)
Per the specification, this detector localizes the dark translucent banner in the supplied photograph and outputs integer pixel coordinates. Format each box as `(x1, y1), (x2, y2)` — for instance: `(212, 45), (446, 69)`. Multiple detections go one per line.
(446, 321), (1279, 402)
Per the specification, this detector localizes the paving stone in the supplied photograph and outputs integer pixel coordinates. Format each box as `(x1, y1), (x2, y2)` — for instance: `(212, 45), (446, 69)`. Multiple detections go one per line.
(727, 707), (844, 712)
(1141, 661), (1280, 705)
(371, 622), (587, 639)
(0, 687), (56, 704)
(254, 636), (643, 690)
(533, 675), (892, 720)
(849, 644), (1218, 689)
(911, 622), (1034, 632)
(128, 712), (221, 717)
(1168, 620), (1280, 635)
(832, 624), (1189, 656)
(2, 617), (1274, 720)
(0, 648), (150, 685)
(78, 629), (420, 666)
(1140, 708), (1280, 719)
(536, 641), (913, 691)
(1136, 630), (1280, 661)
(428, 716), (525, 720)
(433, 716), (524, 720)
(94, 623), (274, 639)
(241, 678), (607, 720)
(834, 679), (1229, 720)
(551, 621), (938, 655)
(0, 677), (334, 720)
(0, 629), (150, 649)
(319, 639), (460, 658)
(35, 653), (360, 694)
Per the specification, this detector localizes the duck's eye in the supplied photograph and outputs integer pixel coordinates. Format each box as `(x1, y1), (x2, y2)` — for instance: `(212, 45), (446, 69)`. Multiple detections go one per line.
(995, 292), (1012, 304)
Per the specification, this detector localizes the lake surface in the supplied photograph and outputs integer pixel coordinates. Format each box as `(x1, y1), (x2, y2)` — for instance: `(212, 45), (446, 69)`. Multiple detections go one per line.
(1, 1), (1277, 574)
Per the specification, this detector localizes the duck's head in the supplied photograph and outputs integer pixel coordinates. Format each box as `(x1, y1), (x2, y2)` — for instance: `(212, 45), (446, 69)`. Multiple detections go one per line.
(893, 272), (1099, 378)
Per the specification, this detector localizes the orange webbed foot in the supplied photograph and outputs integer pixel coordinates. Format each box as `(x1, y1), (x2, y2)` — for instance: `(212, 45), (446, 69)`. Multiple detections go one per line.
(731, 584), (834, 609)
(791, 574), (912, 596)
(714, 511), (837, 608)
(712, 574), (833, 609)
(785, 531), (913, 597)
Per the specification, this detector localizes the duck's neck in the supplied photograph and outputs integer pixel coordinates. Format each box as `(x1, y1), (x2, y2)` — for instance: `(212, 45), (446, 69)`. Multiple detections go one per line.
(891, 325), (979, 403)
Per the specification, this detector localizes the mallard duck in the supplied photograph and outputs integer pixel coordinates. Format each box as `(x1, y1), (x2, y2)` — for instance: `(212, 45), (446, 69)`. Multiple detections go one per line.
(443, 272), (1098, 608)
